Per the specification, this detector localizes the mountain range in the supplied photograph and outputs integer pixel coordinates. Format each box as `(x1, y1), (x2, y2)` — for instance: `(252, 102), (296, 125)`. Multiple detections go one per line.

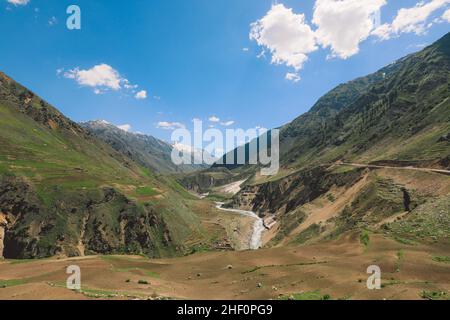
(182, 32), (450, 246)
(1, 32), (449, 259)
(0, 72), (215, 259)
(80, 120), (208, 174)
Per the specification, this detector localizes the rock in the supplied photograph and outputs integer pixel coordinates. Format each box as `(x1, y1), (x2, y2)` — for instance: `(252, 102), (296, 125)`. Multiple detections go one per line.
(197, 273), (202, 277)
(227, 265), (233, 270)
(257, 283), (262, 288)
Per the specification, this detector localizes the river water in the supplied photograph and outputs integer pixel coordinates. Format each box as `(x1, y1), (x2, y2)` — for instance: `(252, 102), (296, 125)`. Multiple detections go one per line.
(215, 202), (264, 250)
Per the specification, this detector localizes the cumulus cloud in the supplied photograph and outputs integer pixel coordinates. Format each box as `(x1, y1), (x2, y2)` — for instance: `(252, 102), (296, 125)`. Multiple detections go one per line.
(64, 64), (122, 91)
(208, 116), (220, 123)
(285, 72), (301, 82)
(373, 0), (450, 40)
(444, 8), (450, 21)
(157, 121), (185, 130)
(250, 4), (317, 72)
(313, 0), (387, 59)
(62, 64), (150, 98)
(117, 124), (131, 132)
(135, 90), (147, 100)
(7, 0), (29, 6)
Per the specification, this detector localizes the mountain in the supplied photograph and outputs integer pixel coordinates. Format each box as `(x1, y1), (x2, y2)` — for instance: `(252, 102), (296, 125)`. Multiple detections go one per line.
(81, 120), (207, 174)
(210, 32), (450, 175)
(186, 32), (450, 246)
(0, 72), (210, 259)
(277, 32), (450, 171)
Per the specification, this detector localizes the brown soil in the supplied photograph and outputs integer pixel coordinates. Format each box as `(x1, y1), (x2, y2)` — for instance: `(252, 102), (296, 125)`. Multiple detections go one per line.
(1, 234), (448, 300)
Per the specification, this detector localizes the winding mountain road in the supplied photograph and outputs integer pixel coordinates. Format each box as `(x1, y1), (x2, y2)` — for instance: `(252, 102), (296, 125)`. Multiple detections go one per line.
(340, 163), (450, 175)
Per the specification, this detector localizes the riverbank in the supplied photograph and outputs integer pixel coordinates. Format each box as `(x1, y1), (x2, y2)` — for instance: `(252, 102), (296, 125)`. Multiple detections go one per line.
(215, 202), (265, 250)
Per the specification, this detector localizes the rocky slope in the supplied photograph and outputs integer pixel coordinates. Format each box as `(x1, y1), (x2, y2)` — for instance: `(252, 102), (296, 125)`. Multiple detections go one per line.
(0, 72), (205, 259)
(209, 32), (450, 246)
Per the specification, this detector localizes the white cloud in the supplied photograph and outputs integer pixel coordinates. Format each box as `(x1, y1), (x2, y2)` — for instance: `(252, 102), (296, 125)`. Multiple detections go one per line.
(48, 16), (57, 26)
(250, 4), (317, 72)
(208, 116), (220, 123)
(135, 90), (147, 100)
(64, 64), (122, 91)
(442, 7), (450, 22)
(123, 79), (138, 90)
(63, 64), (149, 97)
(220, 120), (235, 126)
(373, 0), (450, 40)
(157, 121), (185, 130)
(242, 47), (249, 52)
(313, 0), (387, 59)
(285, 72), (301, 82)
(7, 0), (29, 6)
(117, 124), (131, 132)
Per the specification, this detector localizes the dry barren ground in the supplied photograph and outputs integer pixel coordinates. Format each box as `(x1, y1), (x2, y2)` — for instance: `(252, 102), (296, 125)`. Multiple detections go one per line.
(0, 233), (448, 300)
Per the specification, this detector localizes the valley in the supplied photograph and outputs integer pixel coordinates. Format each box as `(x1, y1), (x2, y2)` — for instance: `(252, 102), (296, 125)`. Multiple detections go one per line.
(1, 32), (449, 300)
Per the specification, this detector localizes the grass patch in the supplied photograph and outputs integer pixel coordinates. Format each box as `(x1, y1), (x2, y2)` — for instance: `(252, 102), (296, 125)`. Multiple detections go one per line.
(0, 278), (26, 288)
(279, 291), (331, 300)
(395, 250), (404, 272)
(135, 186), (158, 197)
(421, 290), (448, 300)
(360, 230), (370, 248)
(80, 288), (120, 297)
(432, 256), (450, 264)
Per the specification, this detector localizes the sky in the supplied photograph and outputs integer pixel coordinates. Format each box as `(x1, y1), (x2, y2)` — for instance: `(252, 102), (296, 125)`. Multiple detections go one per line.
(1, 0), (449, 147)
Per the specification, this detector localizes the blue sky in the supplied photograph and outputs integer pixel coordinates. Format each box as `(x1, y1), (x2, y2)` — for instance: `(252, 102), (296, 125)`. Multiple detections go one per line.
(1, 0), (449, 144)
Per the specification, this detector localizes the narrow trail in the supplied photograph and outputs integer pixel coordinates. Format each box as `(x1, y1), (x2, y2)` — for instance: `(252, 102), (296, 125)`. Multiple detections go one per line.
(340, 163), (450, 175)
(215, 202), (264, 250)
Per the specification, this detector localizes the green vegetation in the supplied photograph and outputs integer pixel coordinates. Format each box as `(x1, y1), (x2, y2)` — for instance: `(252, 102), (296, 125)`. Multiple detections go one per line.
(360, 230), (370, 248)
(421, 290), (448, 300)
(0, 278), (26, 288)
(432, 256), (450, 264)
(0, 71), (210, 259)
(135, 186), (158, 197)
(279, 291), (331, 301)
(81, 120), (207, 174)
(387, 197), (450, 242)
(396, 250), (405, 272)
